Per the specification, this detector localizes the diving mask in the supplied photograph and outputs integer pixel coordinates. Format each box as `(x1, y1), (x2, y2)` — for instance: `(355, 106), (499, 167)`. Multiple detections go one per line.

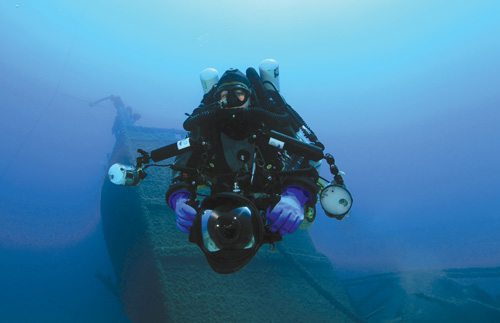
(215, 87), (250, 108)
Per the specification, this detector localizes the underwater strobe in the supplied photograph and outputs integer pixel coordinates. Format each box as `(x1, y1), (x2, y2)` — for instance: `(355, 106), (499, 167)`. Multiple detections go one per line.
(108, 163), (142, 186)
(320, 184), (353, 219)
(319, 154), (353, 220)
(107, 149), (151, 187)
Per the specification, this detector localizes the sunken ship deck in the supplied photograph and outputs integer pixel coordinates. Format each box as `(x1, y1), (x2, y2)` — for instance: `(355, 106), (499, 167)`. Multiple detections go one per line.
(100, 99), (500, 322)
(99, 102), (360, 322)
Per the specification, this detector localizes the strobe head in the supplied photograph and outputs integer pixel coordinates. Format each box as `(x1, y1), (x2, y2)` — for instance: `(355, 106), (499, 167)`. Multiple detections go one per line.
(108, 163), (141, 186)
(320, 184), (353, 220)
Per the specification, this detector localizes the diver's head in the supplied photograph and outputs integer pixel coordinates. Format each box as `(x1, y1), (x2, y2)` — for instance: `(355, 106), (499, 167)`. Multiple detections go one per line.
(214, 69), (252, 108)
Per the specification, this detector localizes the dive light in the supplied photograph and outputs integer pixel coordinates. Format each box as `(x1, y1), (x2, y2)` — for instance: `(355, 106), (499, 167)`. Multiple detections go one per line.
(319, 183), (353, 220)
(108, 163), (142, 187)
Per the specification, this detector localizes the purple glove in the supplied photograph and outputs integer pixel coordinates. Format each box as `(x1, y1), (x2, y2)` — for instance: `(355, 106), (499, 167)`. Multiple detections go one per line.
(266, 186), (311, 235)
(168, 191), (197, 233)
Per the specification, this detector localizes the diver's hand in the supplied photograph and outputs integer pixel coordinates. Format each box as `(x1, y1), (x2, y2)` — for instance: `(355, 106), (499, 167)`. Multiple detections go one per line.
(168, 191), (197, 233)
(266, 186), (310, 235)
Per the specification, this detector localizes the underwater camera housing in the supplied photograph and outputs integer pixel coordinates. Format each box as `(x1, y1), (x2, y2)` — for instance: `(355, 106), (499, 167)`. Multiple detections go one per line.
(189, 193), (281, 274)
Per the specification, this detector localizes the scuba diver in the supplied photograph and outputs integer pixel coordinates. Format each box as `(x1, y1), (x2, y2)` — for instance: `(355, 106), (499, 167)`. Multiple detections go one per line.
(108, 59), (353, 274)
(167, 67), (320, 237)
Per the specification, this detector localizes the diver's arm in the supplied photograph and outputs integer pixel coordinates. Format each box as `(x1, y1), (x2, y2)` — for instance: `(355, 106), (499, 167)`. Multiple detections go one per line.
(266, 138), (320, 236)
(280, 167), (320, 205)
(278, 128), (322, 204)
(165, 148), (201, 234)
(266, 137), (321, 236)
(164, 127), (202, 202)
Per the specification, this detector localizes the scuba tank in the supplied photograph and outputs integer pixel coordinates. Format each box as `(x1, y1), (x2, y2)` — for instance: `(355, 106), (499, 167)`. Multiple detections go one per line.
(259, 59), (280, 92)
(200, 68), (219, 94)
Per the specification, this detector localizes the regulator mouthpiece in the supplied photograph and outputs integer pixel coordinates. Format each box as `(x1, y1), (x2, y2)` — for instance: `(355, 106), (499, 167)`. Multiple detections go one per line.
(320, 184), (353, 220)
(108, 163), (141, 186)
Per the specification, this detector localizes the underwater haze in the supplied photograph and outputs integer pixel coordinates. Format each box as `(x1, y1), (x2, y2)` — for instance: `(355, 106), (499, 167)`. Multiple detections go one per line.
(1, 0), (499, 321)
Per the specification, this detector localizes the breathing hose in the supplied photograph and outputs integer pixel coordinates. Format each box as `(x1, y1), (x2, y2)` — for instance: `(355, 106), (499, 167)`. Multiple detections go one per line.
(183, 105), (291, 132)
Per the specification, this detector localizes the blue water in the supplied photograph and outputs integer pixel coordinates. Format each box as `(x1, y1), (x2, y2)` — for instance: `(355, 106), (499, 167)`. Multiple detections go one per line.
(1, 1), (499, 321)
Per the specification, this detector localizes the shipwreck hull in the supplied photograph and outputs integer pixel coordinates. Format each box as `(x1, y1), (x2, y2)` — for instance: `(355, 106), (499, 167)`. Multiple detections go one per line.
(100, 122), (360, 322)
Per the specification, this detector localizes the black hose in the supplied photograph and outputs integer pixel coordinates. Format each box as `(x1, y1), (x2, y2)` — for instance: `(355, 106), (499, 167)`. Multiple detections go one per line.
(286, 103), (324, 149)
(183, 106), (291, 131)
(246, 68), (277, 112)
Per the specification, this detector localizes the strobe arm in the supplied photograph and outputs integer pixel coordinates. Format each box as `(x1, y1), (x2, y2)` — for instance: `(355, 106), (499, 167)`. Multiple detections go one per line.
(150, 138), (195, 162)
(108, 138), (197, 187)
(260, 130), (325, 162)
(136, 149), (150, 168)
